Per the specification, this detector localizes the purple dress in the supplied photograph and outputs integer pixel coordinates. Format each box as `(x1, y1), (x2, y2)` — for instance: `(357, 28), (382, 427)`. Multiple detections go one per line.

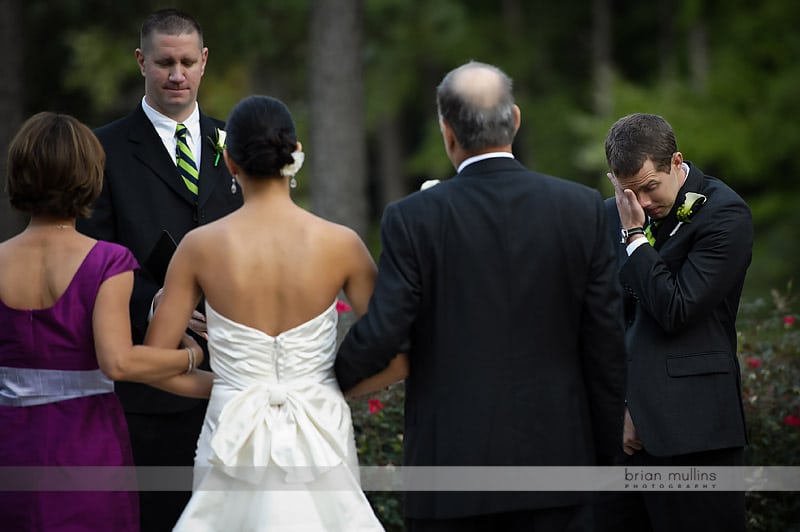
(0, 241), (139, 531)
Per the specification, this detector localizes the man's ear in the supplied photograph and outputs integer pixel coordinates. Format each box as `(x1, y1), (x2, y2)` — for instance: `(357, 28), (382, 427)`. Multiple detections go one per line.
(135, 49), (146, 76)
(512, 104), (521, 135)
(440, 119), (458, 152)
(672, 151), (684, 169)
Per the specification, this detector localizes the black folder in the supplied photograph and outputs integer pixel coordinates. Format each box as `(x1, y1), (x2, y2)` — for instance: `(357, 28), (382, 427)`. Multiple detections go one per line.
(142, 230), (178, 285)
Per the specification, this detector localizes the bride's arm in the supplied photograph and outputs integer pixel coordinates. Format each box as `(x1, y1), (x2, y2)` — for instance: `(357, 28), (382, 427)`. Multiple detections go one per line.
(338, 229), (409, 397)
(144, 232), (213, 398)
(344, 353), (408, 398)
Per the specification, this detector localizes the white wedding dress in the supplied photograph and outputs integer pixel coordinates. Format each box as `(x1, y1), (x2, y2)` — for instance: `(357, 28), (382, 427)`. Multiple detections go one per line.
(173, 301), (384, 532)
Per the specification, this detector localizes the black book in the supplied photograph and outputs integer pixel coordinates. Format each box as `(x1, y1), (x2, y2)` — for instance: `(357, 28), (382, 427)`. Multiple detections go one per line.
(142, 230), (177, 285)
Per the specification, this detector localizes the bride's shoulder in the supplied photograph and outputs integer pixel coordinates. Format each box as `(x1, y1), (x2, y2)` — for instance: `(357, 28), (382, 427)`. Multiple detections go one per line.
(324, 218), (363, 242)
(308, 217), (369, 256)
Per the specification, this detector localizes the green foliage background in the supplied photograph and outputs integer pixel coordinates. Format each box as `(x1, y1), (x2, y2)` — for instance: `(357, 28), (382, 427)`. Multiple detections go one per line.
(18, 0), (798, 298)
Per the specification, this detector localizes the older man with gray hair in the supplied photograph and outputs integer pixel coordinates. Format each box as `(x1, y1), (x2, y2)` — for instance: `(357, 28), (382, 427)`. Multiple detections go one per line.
(336, 61), (627, 532)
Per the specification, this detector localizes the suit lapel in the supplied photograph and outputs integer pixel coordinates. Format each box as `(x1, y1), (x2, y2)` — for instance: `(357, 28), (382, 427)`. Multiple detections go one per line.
(197, 114), (226, 208)
(128, 105), (197, 206)
(652, 164), (705, 251)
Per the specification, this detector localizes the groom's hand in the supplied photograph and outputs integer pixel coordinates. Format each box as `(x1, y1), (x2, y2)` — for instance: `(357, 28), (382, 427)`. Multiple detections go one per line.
(622, 407), (643, 455)
(607, 173), (646, 230)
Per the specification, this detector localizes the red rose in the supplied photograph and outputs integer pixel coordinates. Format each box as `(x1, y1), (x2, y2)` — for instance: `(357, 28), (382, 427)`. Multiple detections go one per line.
(368, 398), (384, 414)
(336, 300), (353, 314)
(783, 414), (800, 427)
(784, 315), (796, 328)
(744, 357), (762, 370)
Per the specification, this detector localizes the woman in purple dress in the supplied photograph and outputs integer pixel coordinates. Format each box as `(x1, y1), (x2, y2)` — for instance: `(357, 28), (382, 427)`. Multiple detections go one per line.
(0, 112), (203, 531)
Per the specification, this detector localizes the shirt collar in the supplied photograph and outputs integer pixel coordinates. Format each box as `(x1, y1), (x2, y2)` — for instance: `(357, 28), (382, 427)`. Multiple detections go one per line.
(141, 97), (201, 156)
(457, 152), (515, 173)
(680, 162), (690, 185)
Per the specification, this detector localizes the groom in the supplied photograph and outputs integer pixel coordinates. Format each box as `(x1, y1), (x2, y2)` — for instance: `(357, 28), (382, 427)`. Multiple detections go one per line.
(596, 113), (751, 532)
(336, 61), (627, 531)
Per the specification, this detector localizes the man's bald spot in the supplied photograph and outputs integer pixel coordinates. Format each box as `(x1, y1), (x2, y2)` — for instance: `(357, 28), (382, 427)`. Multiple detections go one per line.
(449, 64), (506, 108)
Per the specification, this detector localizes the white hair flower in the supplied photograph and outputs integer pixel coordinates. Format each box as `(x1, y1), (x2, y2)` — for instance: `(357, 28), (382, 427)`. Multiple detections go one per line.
(280, 151), (305, 177)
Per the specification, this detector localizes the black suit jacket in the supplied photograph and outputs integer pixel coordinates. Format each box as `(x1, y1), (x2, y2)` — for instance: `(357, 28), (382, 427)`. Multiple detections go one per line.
(604, 162), (751, 457)
(77, 103), (242, 413)
(335, 157), (626, 519)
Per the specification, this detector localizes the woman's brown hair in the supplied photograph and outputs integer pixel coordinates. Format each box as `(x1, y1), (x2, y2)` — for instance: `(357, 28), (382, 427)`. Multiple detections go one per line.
(7, 112), (105, 218)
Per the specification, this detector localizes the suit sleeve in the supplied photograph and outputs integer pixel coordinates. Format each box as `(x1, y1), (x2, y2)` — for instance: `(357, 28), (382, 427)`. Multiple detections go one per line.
(620, 200), (752, 334)
(580, 193), (627, 460)
(335, 202), (420, 392)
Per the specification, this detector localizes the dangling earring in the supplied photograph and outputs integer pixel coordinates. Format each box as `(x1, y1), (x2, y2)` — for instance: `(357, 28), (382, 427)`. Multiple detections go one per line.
(230, 175), (238, 194)
(281, 151), (304, 190)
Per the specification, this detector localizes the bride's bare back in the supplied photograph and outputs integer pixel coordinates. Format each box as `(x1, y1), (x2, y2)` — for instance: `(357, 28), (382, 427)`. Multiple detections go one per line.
(193, 199), (374, 335)
(147, 187), (376, 347)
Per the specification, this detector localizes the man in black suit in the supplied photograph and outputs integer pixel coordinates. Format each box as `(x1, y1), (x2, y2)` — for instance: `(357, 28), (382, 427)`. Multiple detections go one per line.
(335, 61), (626, 531)
(77, 9), (242, 531)
(597, 113), (751, 532)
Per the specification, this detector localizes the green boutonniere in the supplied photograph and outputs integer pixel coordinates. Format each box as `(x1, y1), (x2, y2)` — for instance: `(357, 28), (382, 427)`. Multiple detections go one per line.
(208, 128), (226, 167)
(676, 192), (707, 222)
(669, 191), (707, 237)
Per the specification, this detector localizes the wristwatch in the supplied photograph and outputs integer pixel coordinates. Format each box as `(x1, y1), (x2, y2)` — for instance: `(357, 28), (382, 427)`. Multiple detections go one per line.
(620, 227), (645, 244)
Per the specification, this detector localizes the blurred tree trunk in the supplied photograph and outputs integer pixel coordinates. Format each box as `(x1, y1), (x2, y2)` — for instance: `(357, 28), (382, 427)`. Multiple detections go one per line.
(686, 3), (709, 93)
(591, 0), (612, 116)
(374, 115), (405, 207)
(0, 0), (26, 241)
(658, 0), (677, 81)
(308, 0), (368, 238)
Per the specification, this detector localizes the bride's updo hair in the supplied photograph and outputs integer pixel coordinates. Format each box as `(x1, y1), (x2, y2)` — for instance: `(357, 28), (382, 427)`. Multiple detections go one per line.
(225, 95), (297, 178)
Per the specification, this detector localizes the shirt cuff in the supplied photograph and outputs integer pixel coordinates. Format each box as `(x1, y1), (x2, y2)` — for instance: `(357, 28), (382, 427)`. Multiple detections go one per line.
(626, 238), (649, 256)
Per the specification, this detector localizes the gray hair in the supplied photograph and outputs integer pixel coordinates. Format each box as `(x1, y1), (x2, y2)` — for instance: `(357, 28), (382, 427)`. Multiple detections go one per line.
(436, 61), (516, 152)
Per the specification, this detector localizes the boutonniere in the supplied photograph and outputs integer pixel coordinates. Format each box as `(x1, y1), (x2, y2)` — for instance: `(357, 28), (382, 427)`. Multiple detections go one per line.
(670, 191), (707, 236)
(207, 128), (226, 167)
(420, 179), (440, 191)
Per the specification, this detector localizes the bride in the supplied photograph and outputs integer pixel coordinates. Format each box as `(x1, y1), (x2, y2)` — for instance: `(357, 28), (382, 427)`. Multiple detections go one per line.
(144, 95), (407, 531)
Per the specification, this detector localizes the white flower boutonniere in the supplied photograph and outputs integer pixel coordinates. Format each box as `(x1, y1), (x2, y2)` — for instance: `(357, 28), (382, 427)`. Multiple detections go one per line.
(670, 191), (707, 236)
(420, 179), (440, 191)
(208, 128), (226, 167)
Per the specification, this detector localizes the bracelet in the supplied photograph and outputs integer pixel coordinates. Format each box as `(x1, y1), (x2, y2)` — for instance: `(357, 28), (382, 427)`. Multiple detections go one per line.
(184, 347), (196, 375)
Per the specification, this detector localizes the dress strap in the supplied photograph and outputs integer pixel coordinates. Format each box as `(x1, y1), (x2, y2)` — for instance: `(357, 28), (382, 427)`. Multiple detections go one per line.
(0, 366), (114, 407)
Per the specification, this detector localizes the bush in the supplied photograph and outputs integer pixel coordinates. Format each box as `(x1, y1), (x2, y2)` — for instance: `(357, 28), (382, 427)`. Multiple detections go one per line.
(350, 384), (405, 531)
(737, 285), (800, 532)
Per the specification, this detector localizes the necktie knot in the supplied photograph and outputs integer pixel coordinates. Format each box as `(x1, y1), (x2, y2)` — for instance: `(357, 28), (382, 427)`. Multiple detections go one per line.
(176, 123), (188, 141)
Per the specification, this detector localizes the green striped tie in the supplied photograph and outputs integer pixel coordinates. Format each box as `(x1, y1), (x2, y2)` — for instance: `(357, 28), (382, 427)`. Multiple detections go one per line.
(175, 123), (199, 196)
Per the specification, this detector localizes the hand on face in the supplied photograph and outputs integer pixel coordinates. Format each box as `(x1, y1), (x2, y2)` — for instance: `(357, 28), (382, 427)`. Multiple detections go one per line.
(607, 172), (646, 228)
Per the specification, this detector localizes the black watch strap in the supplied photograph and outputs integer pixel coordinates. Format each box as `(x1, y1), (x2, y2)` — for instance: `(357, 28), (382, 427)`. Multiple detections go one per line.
(620, 227), (645, 244)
